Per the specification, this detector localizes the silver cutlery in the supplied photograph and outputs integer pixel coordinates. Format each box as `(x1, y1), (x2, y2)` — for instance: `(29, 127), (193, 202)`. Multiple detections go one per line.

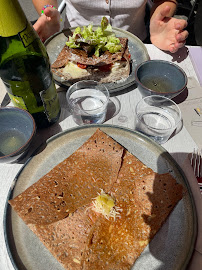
(190, 148), (202, 193)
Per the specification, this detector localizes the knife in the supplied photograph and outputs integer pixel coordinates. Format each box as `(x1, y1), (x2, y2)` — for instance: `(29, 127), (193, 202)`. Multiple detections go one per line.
(0, 93), (10, 107)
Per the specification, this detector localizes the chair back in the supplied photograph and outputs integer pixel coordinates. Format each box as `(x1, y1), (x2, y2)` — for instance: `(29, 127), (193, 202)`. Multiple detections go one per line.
(58, 0), (66, 14)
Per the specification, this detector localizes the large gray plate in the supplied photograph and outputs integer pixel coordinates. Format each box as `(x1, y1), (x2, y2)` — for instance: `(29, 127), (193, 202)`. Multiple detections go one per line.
(4, 125), (196, 270)
(45, 27), (150, 93)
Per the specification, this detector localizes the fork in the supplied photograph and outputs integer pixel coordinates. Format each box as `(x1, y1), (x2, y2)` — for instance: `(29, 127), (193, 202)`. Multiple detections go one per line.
(190, 148), (202, 193)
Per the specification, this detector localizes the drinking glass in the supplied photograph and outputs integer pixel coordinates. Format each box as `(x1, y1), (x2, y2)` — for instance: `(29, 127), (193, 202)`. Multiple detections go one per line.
(135, 95), (182, 144)
(66, 80), (109, 125)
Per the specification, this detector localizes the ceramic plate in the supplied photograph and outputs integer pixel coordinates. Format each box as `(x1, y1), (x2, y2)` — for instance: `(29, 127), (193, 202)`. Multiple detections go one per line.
(4, 125), (196, 270)
(45, 27), (150, 93)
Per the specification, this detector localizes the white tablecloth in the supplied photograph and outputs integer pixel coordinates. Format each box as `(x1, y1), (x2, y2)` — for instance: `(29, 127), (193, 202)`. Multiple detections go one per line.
(0, 44), (201, 270)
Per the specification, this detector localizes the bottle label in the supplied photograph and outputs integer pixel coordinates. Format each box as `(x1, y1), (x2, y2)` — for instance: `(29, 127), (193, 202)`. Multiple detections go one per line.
(8, 93), (27, 110)
(2, 76), (60, 124)
(0, 0), (27, 37)
(19, 23), (37, 48)
(40, 82), (60, 122)
(7, 82), (60, 123)
(4, 80), (44, 114)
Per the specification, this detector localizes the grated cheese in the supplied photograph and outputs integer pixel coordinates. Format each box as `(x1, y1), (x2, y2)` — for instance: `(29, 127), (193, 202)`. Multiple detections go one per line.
(91, 190), (122, 220)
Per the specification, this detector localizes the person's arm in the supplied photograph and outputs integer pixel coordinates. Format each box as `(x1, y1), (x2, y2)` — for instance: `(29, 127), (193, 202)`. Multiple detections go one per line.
(31, 0), (60, 42)
(149, 0), (188, 53)
(32, 0), (58, 15)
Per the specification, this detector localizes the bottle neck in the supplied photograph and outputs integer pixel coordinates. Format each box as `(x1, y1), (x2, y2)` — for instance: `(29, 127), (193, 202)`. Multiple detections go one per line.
(0, 0), (27, 37)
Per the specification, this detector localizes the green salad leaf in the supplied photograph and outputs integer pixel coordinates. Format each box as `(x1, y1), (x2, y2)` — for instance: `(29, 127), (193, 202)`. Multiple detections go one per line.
(66, 17), (122, 57)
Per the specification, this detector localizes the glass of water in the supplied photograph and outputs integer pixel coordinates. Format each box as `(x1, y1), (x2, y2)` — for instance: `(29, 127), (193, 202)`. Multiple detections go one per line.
(66, 80), (109, 125)
(135, 95), (182, 144)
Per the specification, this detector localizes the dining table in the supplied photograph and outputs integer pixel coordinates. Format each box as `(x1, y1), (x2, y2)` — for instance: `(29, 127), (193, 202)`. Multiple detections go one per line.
(0, 43), (202, 270)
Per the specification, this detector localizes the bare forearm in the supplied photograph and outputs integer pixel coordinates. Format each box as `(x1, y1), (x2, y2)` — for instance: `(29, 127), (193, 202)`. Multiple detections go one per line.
(151, 0), (177, 18)
(32, 0), (58, 15)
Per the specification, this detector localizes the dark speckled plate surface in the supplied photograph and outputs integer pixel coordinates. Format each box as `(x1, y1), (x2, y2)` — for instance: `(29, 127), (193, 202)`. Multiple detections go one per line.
(45, 27), (150, 93)
(4, 125), (196, 270)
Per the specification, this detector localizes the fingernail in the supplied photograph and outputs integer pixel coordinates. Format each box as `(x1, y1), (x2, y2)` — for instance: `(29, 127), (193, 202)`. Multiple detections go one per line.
(176, 24), (181, 30)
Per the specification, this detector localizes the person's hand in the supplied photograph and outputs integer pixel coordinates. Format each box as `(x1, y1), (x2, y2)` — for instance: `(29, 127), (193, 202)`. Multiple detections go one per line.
(150, 5), (189, 53)
(33, 7), (61, 42)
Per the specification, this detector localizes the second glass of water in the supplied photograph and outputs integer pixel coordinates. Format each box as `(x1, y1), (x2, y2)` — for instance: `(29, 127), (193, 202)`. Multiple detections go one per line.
(66, 80), (109, 125)
(135, 95), (182, 144)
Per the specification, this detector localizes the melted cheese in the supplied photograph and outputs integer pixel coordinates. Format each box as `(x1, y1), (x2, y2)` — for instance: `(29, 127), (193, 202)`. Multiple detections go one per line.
(91, 190), (121, 220)
(111, 61), (127, 72)
(63, 62), (89, 79)
(62, 61), (128, 80)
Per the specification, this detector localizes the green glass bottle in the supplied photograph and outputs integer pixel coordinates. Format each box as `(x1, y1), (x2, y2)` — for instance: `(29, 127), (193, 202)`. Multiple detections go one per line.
(0, 0), (61, 128)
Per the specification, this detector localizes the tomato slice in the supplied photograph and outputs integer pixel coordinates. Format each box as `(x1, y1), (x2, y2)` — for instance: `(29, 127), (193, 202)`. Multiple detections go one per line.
(121, 54), (131, 61)
(77, 63), (87, 69)
(98, 64), (112, 72)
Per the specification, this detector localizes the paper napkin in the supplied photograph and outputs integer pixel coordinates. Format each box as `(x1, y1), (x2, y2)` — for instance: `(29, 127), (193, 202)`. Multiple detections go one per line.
(189, 47), (202, 86)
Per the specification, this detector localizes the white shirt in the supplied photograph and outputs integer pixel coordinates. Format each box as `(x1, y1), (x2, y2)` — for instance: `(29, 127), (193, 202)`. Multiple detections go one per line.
(64, 0), (148, 41)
